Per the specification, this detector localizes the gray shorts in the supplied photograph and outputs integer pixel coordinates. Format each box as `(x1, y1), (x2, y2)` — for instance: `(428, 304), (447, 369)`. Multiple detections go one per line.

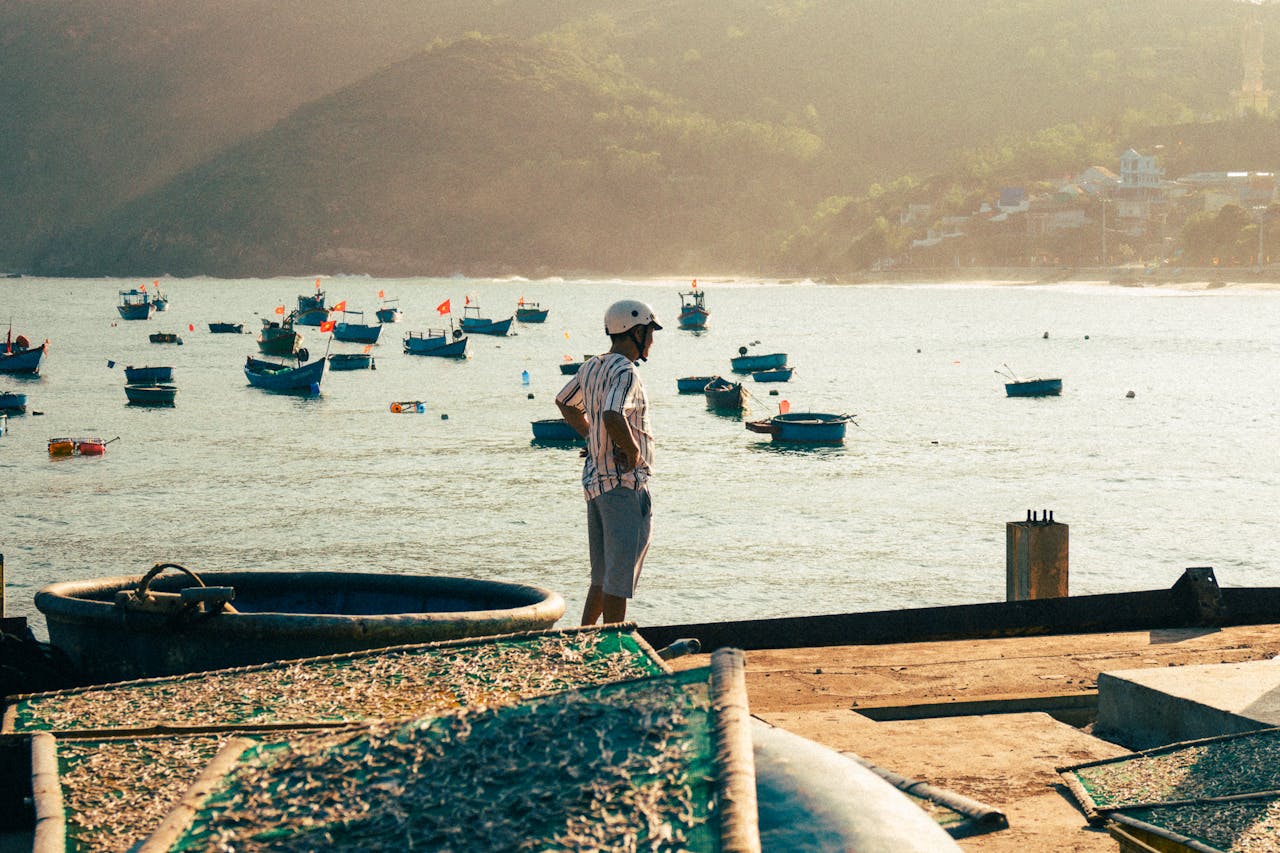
(587, 486), (652, 598)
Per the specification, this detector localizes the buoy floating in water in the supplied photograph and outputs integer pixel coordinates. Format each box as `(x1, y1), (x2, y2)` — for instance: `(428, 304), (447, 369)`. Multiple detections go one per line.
(389, 401), (426, 414)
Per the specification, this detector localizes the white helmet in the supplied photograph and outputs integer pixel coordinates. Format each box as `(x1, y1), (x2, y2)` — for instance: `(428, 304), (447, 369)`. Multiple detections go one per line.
(604, 299), (662, 335)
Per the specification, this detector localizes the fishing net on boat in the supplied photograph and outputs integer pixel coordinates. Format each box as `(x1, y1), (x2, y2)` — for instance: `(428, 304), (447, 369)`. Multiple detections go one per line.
(143, 650), (758, 853)
(4, 625), (668, 735)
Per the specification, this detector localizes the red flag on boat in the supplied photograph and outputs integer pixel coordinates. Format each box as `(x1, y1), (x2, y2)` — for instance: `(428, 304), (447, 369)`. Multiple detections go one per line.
(320, 320), (336, 333)
(274, 305), (286, 315)
(436, 299), (451, 316)
(331, 300), (347, 313)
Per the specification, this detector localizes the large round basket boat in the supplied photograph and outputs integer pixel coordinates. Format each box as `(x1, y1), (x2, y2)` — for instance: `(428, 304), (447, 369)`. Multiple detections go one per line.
(35, 566), (566, 682)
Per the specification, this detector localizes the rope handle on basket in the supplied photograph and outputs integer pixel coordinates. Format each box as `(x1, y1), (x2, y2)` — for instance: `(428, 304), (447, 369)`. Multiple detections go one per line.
(136, 562), (207, 596)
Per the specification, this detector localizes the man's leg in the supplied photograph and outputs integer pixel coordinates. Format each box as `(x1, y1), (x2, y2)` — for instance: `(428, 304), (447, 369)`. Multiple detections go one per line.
(601, 592), (627, 624)
(581, 584), (604, 625)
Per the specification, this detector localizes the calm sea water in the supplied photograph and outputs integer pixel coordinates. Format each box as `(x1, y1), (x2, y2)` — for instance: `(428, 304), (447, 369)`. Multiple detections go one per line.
(2, 276), (1279, 637)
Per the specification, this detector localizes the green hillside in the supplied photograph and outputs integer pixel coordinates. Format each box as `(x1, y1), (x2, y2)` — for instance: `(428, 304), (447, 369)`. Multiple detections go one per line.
(8, 0), (1280, 276)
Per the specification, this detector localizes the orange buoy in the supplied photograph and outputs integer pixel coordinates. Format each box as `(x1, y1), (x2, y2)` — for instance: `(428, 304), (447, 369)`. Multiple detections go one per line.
(390, 402), (404, 413)
(48, 437), (75, 456)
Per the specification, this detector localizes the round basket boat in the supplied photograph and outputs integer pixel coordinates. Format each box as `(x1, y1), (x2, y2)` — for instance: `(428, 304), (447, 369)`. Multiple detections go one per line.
(36, 568), (566, 682)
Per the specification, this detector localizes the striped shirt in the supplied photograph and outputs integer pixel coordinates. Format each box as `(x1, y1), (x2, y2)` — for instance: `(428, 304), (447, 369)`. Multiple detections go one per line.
(555, 352), (653, 500)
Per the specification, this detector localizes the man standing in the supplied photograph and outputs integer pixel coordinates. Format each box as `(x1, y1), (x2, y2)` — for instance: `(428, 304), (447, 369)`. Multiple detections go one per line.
(555, 299), (661, 625)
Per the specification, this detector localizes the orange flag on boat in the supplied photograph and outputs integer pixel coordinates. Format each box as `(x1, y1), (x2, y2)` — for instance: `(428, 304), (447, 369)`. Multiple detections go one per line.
(377, 289), (385, 298)
(465, 295), (471, 305)
(140, 282), (147, 291)
(692, 278), (697, 288)
(779, 400), (791, 414)
(436, 299), (451, 316)
(518, 296), (525, 306)
(274, 305), (286, 315)
(320, 320), (336, 333)
(331, 300), (347, 313)
(315, 278), (321, 290)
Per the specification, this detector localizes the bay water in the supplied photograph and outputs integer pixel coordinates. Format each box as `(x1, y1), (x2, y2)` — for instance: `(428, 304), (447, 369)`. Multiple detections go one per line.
(2, 276), (1278, 637)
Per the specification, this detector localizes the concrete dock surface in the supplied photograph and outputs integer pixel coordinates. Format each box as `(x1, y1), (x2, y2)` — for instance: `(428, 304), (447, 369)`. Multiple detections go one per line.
(671, 622), (1280, 851)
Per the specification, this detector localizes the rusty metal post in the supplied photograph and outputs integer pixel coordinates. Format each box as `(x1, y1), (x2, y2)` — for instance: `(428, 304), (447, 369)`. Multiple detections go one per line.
(1006, 510), (1068, 601)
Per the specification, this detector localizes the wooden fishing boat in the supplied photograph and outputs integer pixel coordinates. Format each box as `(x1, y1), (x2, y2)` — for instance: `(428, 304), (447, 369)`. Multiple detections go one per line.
(460, 305), (513, 336)
(747, 411), (852, 444)
(751, 366), (794, 383)
(403, 329), (468, 358)
(116, 289), (154, 321)
(530, 418), (584, 443)
(0, 336), (46, 375)
(328, 352), (375, 371)
(730, 349), (787, 373)
(148, 332), (183, 345)
(375, 299), (403, 324)
(677, 288), (709, 330)
(1005, 378), (1062, 397)
(704, 376), (747, 411)
(243, 354), (325, 394)
(0, 391), (27, 412)
(295, 288), (329, 326)
(333, 310), (382, 344)
(256, 315), (301, 356)
(677, 375), (716, 393)
(559, 359), (585, 375)
(516, 301), (550, 323)
(124, 365), (173, 384)
(151, 285), (168, 312)
(208, 322), (244, 334)
(124, 384), (178, 406)
(33, 567), (566, 680)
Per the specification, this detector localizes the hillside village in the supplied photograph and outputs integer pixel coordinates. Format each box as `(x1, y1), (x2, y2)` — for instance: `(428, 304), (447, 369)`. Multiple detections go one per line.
(894, 151), (1277, 274)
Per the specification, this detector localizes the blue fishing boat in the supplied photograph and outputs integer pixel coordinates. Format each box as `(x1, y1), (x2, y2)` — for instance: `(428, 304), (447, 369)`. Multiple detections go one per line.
(677, 375), (716, 393)
(0, 334), (46, 375)
(329, 352), (375, 371)
(530, 418), (584, 444)
(559, 358), (588, 375)
(1005, 378), (1062, 397)
(151, 284), (168, 312)
(747, 412), (853, 444)
(333, 310), (382, 344)
(677, 287), (708, 330)
(461, 305), (513, 336)
(116, 289), (154, 321)
(257, 315), (301, 355)
(375, 298), (403, 324)
(124, 365), (174, 384)
(730, 348), (787, 373)
(208, 322), (243, 334)
(704, 376), (747, 411)
(516, 301), (550, 323)
(124, 384), (178, 406)
(244, 354), (325, 394)
(751, 366), (794, 383)
(0, 391), (27, 412)
(404, 328), (469, 358)
(295, 285), (329, 326)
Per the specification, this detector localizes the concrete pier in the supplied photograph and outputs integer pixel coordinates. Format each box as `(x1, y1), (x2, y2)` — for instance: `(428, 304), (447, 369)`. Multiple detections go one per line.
(1095, 658), (1280, 749)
